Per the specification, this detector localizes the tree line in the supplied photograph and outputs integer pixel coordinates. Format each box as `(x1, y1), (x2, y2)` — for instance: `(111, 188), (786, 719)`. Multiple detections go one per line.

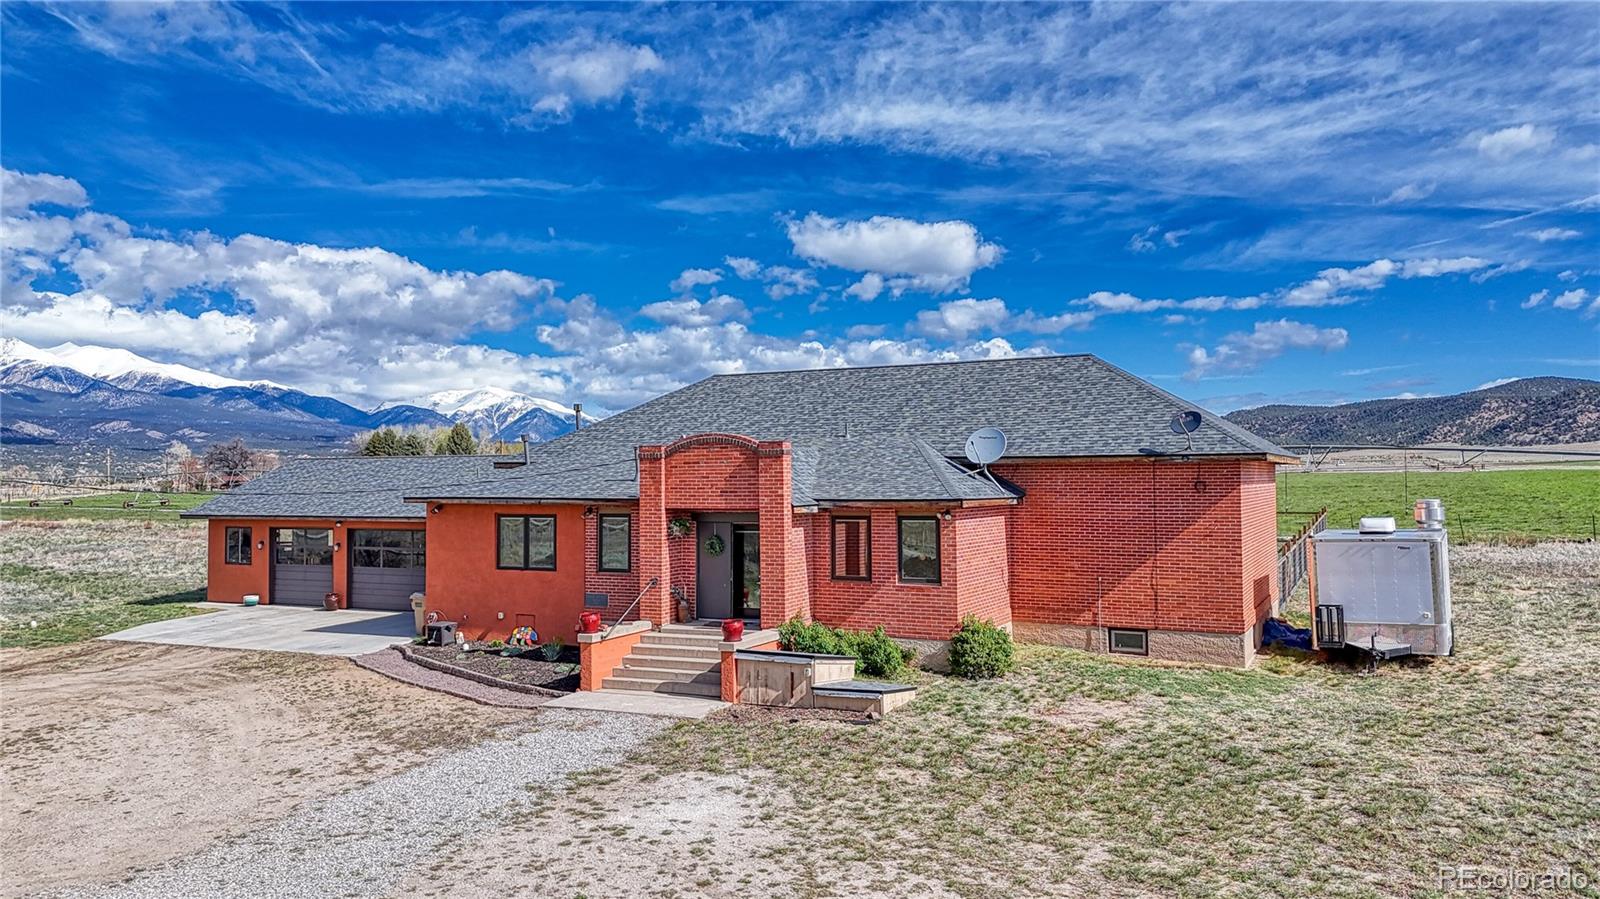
(357, 422), (481, 456)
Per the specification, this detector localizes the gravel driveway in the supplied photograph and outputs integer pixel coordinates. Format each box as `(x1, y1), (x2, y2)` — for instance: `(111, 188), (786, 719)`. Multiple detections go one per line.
(57, 709), (667, 899)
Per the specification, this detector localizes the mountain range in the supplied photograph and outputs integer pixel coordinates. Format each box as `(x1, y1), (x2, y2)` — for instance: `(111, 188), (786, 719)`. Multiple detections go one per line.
(1223, 376), (1600, 446)
(0, 339), (595, 453)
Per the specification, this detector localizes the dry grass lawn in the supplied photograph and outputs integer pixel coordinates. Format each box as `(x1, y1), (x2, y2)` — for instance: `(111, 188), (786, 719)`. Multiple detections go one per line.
(496, 543), (1596, 899)
(0, 641), (533, 897)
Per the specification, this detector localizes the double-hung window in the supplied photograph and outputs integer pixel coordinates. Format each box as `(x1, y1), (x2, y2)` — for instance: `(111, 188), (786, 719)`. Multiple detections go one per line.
(897, 516), (941, 584)
(225, 527), (252, 565)
(498, 515), (556, 570)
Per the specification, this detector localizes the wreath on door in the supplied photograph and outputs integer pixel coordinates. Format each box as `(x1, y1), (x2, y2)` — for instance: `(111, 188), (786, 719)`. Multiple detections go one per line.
(703, 533), (726, 556)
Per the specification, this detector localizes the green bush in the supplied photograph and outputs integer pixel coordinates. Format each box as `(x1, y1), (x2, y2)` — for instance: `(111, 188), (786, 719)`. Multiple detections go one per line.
(949, 615), (1014, 679)
(778, 617), (907, 678)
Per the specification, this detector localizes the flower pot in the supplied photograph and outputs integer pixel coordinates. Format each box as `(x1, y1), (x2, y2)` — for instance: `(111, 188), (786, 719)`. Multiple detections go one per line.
(579, 611), (602, 634)
(721, 618), (745, 643)
(322, 592), (340, 611)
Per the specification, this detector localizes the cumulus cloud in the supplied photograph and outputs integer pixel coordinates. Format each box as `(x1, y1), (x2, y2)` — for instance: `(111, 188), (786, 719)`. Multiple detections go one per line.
(1551, 288), (1589, 311)
(1476, 124), (1556, 161)
(720, 255), (818, 300)
(1185, 320), (1349, 379)
(1522, 289), (1550, 309)
(910, 297), (1093, 340)
(1523, 227), (1581, 242)
(530, 39), (664, 117)
(1, 169), (90, 213)
(639, 295), (750, 327)
(786, 213), (1002, 295)
(668, 267), (722, 294)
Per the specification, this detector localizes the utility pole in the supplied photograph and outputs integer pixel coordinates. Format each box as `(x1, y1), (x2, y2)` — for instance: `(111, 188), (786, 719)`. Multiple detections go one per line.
(106, 448), (114, 487)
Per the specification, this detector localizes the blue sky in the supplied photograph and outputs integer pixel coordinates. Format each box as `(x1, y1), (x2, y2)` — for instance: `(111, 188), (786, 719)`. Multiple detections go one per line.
(2, 2), (1596, 414)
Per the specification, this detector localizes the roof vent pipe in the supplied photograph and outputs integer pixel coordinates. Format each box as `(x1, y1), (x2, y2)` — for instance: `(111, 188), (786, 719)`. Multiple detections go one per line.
(573, 402), (583, 430)
(522, 434), (532, 465)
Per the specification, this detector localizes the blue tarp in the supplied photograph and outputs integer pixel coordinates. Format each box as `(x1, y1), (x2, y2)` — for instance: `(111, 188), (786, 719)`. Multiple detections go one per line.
(1262, 617), (1313, 651)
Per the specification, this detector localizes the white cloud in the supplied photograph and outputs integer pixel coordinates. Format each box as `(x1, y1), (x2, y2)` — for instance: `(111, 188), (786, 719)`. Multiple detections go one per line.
(720, 256), (818, 300)
(1, 169), (90, 213)
(1551, 288), (1588, 311)
(669, 267), (722, 294)
(1185, 320), (1349, 379)
(1281, 257), (1487, 307)
(1378, 181), (1435, 205)
(639, 295), (750, 327)
(1476, 124), (1556, 161)
(1128, 225), (1189, 253)
(910, 297), (1093, 340)
(786, 213), (1002, 294)
(1522, 289), (1550, 309)
(1558, 269), (1579, 282)
(531, 39), (663, 118)
(1474, 377), (1520, 390)
(1523, 227), (1581, 242)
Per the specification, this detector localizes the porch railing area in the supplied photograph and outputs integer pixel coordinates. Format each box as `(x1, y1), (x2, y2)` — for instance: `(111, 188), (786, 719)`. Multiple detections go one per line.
(1277, 508), (1328, 609)
(602, 576), (658, 639)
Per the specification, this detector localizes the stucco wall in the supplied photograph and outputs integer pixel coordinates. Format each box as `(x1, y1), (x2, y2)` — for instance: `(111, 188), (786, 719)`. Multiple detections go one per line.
(422, 502), (586, 642)
(202, 517), (422, 608)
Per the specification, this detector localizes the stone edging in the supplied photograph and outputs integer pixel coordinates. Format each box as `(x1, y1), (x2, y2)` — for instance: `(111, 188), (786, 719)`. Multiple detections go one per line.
(397, 644), (572, 697)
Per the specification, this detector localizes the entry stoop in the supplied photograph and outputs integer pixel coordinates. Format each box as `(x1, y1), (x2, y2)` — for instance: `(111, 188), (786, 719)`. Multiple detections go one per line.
(603, 624), (726, 697)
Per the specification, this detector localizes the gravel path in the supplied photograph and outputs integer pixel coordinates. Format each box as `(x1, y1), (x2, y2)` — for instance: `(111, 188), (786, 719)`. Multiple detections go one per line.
(352, 648), (553, 709)
(57, 710), (667, 899)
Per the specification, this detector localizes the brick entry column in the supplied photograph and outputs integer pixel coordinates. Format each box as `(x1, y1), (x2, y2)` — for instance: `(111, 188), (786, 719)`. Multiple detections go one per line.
(756, 440), (805, 629)
(636, 444), (672, 626)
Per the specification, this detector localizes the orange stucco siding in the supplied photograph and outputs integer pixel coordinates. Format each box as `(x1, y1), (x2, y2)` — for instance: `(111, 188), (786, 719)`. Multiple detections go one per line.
(202, 517), (422, 607)
(422, 502), (587, 642)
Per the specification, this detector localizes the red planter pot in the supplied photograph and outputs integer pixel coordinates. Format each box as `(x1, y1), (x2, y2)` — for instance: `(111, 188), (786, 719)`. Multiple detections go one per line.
(579, 611), (602, 634)
(721, 618), (745, 643)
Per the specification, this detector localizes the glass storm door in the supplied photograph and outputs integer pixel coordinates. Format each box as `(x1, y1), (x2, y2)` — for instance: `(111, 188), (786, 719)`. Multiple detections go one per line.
(732, 527), (760, 620)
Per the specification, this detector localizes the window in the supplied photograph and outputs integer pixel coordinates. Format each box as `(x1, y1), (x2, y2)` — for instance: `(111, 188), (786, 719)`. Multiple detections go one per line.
(897, 516), (941, 584)
(831, 516), (871, 580)
(225, 527), (252, 565)
(597, 514), (631, 572)
(273, 529), (332, 566)
(351, 530), (425, 569)
(498, 515), (556, 570)
(1108, 628), (1149, 656)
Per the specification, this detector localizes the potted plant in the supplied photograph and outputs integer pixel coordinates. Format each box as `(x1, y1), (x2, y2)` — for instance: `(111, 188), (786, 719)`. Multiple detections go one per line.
(667, 517), (693, 538)
(322, 592), (340, 611)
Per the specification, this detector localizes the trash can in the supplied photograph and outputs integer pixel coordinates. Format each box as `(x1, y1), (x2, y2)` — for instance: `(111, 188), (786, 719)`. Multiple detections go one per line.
(424, 621), (457, 647)
(410, 592), (427, 635)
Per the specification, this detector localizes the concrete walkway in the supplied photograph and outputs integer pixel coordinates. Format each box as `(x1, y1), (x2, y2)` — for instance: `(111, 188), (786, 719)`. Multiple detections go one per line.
(101, 604), (415, 657)
(546, 688), (728, 719)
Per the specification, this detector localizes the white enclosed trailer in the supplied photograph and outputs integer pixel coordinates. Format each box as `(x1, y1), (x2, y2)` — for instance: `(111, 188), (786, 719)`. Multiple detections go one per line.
(1310, 506), (1453, 658)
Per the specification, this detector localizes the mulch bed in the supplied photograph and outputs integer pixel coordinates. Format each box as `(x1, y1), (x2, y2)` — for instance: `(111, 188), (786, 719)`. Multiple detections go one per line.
(406, 644), (580, 693)
(708, 704), (874, 726)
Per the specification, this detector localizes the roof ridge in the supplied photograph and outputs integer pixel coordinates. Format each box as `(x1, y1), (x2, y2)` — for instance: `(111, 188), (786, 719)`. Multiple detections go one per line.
(911, 437), (964, 497)
(704, 353), (1096, 380)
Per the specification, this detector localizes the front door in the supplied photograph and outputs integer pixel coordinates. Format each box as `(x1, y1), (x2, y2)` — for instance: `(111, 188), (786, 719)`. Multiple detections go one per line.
(731, 526), (760, 620)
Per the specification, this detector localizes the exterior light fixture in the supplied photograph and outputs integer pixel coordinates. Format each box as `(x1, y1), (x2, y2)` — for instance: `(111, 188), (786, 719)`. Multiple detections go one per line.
(256, 540), (265, 550)
(431, 504), (444, 515)
(583, 506), (597, 518)
(335, 520), (343, 527)
(941, 510), (953, 521)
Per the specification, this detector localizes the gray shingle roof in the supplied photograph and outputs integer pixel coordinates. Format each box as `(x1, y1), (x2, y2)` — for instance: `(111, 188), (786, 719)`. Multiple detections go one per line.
(181, 455), (504, 520)
(407, 354), (1289, 506)
(188, 356), (1289, 517)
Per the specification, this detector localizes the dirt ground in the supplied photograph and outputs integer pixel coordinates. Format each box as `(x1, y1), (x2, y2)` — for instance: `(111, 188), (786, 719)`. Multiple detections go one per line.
(0, 641), (532, 897)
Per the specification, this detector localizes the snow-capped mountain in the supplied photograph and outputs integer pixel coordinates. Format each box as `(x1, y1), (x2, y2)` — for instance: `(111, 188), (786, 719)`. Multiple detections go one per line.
(383, 386), (598, 443)
(0, 338), (599, 453)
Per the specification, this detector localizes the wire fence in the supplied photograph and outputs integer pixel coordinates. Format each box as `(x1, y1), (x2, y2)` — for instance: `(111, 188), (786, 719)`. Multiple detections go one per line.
(1276, 508), (1327, 601)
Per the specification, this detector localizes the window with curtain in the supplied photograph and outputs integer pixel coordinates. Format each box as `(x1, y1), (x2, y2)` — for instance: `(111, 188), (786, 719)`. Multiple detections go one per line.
(598, 514), (631, 572)
(831, 516), (870, 580)
(497, 515), (556, 570)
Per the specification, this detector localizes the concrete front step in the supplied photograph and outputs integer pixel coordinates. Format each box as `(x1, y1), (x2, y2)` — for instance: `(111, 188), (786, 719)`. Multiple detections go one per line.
(630, 643), (723, 661)
(638, 633), (727, 649)
(619, 653), (722, 671)
(602, 676), (723, 698)
(613, 664), (721, 685)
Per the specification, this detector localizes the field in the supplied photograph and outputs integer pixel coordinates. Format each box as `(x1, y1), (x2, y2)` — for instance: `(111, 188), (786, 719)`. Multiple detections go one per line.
(0, 520), (208, 648)
(1277, 468), (1600, 541)
(0, 490), (215, 522)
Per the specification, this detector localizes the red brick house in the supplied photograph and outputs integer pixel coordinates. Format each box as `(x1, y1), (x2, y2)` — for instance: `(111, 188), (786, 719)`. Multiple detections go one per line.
(186, 355), (1295, 671)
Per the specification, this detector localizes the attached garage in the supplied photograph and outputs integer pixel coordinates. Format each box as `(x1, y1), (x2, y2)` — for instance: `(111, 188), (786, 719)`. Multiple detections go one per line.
(348, 528), (426, 611)
(271, 528), (334, 606)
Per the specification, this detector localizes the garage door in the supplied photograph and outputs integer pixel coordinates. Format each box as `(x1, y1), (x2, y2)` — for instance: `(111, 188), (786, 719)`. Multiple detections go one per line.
(349, 529), (425, 611)
(271, 528), (334, 606)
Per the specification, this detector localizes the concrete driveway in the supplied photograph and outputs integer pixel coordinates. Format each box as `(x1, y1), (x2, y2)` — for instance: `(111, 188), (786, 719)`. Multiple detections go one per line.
(101, 603), (416, 656)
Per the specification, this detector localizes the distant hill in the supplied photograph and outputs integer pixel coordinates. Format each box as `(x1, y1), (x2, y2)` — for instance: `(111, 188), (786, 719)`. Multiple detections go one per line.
(1224, 376), (1600, 446)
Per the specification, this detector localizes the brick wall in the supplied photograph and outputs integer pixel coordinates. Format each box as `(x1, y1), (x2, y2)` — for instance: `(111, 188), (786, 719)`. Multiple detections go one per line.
(806, 507), (962, 640)
(584, 504), (641, 623)
(992, 458), (1269, 635)
(1240, 461), (1280, 628)
(954, 506), (1011, 627)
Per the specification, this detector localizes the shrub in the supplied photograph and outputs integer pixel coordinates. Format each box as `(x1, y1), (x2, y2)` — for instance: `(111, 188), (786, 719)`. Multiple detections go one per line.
(779, 617), (907, 678)
(949, 615), (1014, 679)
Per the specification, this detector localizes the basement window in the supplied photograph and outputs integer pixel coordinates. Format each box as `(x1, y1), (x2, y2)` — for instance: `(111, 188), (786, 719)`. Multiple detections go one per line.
(598, 514), (631, 572)
(897, 516), (941, 584)
(225, 527), (251, 565)
(498, 515), (556, 570)
(831, 516), (871, 581)
(1108, 628), (1149, 656)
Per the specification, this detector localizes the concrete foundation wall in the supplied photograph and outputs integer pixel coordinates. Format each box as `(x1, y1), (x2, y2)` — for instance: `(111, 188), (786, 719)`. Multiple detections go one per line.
(1014, 621), (1257, 667)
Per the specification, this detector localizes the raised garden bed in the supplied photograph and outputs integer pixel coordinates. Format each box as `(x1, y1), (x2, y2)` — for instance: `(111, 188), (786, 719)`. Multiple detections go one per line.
(403, 644), (580, 694)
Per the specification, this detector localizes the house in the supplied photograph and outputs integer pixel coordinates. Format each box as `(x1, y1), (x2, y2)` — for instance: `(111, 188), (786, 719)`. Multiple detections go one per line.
(185, 355), (1296, 669)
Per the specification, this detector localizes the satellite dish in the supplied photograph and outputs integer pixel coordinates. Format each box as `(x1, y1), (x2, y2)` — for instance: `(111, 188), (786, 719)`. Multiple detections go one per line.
(1169, 410), (1203, 435)
(965, 427), (1007, 466)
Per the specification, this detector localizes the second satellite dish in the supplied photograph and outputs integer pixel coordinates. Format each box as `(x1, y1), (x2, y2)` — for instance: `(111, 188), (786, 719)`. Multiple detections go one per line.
(965, 427), (1007, 466)
(1169, 410), (1203, 435)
